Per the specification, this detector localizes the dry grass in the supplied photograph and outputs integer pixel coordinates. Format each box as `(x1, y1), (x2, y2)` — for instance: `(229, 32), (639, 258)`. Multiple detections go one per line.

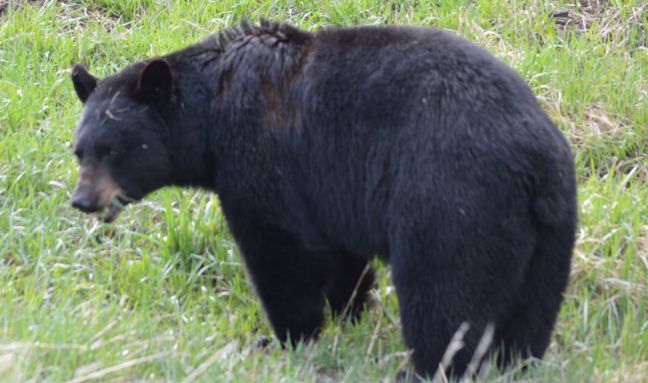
(550, 0), (646, 47)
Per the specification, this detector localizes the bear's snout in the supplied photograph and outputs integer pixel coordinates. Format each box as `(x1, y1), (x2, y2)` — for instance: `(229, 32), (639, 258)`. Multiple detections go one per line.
(71, 164), (123, 216)
(70, 192), (100, 213)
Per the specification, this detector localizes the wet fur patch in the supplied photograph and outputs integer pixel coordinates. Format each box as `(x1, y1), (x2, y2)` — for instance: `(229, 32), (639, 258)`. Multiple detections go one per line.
(210, 21), (313, 134)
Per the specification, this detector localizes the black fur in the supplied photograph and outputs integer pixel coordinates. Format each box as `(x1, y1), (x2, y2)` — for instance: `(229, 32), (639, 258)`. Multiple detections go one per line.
(71, 64), (97, 103)
(70, 21), (577, 380)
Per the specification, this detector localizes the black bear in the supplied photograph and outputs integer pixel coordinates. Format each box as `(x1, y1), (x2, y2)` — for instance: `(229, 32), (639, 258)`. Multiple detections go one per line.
(70, 21), (577, 379)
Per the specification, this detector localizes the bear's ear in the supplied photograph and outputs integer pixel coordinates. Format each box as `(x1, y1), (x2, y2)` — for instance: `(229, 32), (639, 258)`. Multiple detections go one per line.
(137, 59), (173, 104)
(71, 64), (98, 103)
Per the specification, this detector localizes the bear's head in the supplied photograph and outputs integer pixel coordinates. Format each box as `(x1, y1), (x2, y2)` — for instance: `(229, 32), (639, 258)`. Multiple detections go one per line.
(70, 60), (174, 222)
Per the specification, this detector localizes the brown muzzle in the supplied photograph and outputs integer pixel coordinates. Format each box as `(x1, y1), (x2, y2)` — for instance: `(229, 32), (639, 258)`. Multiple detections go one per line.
(71, 164), (122, 214)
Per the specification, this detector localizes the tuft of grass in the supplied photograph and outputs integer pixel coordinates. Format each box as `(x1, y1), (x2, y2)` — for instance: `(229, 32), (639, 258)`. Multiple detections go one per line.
(0, 1), (646, 381)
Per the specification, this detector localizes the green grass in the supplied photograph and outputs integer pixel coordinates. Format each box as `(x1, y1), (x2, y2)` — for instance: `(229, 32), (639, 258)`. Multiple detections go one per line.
(0, 0), (646, 381)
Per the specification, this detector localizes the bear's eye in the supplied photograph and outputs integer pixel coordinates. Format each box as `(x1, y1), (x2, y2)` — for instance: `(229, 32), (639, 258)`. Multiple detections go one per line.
(96, 145), (121, 160)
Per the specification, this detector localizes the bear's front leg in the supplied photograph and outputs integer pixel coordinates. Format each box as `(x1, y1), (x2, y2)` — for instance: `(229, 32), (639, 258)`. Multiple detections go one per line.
(232, 223), (332, 346)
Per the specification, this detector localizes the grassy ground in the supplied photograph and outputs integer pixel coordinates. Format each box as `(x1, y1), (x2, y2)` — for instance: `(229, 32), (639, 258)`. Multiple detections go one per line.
(0, 0), (646, 382)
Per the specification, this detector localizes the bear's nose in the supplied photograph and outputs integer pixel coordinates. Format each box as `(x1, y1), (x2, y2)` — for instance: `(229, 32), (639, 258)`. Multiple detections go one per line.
(71, 194), (99, 213)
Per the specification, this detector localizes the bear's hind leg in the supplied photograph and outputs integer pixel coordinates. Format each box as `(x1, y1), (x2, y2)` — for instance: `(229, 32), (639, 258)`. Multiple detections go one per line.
(391, 253), (495, 380)
(389, 219), (533, 380)
(493, 224), (574, 368)
(323, 253), (375, 321)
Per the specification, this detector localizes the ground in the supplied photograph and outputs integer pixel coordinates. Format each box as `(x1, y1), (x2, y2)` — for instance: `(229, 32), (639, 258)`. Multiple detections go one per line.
(0, 1), (646, 382)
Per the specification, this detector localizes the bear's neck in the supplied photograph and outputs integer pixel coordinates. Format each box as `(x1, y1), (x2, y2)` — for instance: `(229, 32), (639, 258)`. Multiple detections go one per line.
(162, 28), (313, 192)
(166, 108), (217, 190)
(162, 55), (260, 192)
(163, 73), (219, 190)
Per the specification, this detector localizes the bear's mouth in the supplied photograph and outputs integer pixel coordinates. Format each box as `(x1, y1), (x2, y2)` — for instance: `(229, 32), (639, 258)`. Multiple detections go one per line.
(100, 196), (130, 223)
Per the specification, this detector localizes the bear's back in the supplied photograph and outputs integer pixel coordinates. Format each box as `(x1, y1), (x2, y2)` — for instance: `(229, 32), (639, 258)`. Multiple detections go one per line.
(278, 26), (572, 254)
